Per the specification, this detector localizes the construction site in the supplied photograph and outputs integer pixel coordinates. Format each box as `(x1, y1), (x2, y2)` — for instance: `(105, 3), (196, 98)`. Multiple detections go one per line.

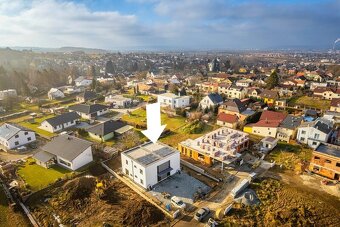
(25, 164), (168, 227)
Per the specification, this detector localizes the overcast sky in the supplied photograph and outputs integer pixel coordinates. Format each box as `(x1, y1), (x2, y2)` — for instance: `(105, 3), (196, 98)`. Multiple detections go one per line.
(0, 0), (339, 50)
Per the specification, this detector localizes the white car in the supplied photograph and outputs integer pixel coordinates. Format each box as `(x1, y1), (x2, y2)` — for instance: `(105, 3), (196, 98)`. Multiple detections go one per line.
(171, 196), (186, 209)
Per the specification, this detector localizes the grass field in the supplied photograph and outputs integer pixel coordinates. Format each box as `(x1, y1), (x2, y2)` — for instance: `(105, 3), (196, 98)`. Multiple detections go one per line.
(288, 96), (331, 110)
(17, 114), (56, 138)
(0, 186), (29, 226)
(17, 159), (71, 191)
(123, 108), (218, 147)
(266, 142), (313, 171)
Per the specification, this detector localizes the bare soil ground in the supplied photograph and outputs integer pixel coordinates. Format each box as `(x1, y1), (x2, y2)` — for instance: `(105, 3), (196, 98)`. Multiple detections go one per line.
(27, 172), (168, 227)
(223, 178), (340, 226)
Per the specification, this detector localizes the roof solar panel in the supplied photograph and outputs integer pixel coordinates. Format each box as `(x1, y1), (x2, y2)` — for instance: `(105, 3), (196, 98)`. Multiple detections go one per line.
(136, 153), (159, 165)
(154, 147), (174, 157)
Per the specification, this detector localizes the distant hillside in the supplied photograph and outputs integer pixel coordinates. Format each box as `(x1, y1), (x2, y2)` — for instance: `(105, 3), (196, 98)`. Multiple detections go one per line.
(6, 46), (109, 54)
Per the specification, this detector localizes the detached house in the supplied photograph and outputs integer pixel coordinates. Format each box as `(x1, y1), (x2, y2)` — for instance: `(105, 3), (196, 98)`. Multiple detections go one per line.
(330, 98), (340, 113)
(69, 103), (109, 120)
(199, 93), (223, 110)
(218, 98), (255, 122)
(260, 90), (279, 105)
(216, 112), (238, 129)
(40, 112), (80, 133)
(297, 119), (333, 149)
(313, 87), (340, 100)
(105, 95), (132, 108)
(157, 93), (190, 109)
(86, 120), (131, 142)
(33, 135), (93, 170)
(0, 123), (36, 151)
(221, 86), (247, 99)
(243, 110), (287, 138)
(48, 88), (65, 100)
(76, 91), (97, 103)
(277, 115), (303, 143)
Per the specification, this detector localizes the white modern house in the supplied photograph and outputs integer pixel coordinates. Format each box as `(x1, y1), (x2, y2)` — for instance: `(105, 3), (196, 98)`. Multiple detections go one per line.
(0, 89), (17, 101)
(121, 142), (180, 189)
(105, 94), (132, 108)
(33, 135), (93, 170)
(157, 93), (190, 109)
(68, 103), (109, 120)
(75, 76), (92, 87)
(297, 119), (333, 149)
(48, 88), (65, 100)
(0, 123), (36, 151)
(40, 112), (80, 133)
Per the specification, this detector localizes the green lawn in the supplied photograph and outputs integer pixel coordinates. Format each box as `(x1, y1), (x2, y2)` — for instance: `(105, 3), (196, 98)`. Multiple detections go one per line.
(123, 108), (219, 147)
(288, 96), (330, 110)
(17, 159), (71, 191)
(17, 114), (56, 138)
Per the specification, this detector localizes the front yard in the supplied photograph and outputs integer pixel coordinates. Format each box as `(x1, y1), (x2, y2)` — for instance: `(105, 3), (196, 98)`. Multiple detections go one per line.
(17, 158), (71, 191)
(17, 114), (56, 138)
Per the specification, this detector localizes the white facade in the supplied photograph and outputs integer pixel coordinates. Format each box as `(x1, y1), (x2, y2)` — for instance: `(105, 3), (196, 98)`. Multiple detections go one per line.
(75, 77), (92, 87)
(221, 86), (247, 99)
(0, 89), (17, 100)
(0, 124), (36, 150)
(40, 120), (77, 133)
(157, 93), (190, 109)
(121, 143), (180, 189)
(236, 80), (253, 87)
(297, 123), (331, 149)
(105, 95), (132, 108)
(48, 88), (65, 100)
(57, 147), (93, 171)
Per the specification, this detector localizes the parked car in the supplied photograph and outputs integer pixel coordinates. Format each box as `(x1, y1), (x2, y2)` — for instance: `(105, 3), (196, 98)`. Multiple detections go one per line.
(171, 196), (186, 209)
(206, 218), (219, 227)
(194, 207), (210, 222)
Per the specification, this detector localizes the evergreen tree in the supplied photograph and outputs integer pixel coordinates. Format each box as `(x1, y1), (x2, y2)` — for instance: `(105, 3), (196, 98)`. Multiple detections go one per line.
(266, 70), (279, 89)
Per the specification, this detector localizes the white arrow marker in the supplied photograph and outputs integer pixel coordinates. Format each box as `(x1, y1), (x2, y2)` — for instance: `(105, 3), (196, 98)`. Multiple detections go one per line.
(142, 102), (166, 143)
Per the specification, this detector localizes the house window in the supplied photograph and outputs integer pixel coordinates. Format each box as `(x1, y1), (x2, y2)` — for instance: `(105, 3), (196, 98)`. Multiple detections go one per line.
(59, 159), (71, 167)
(15, 141), (19, 146)
(312, 141), (317, 145)
(27, 137), (31, 141)
(314, 134), (320, 140)
(140, 179), (143, 184)
(314, 156), (320, 160)
(15, 135), (19, 138)
(24, 132), (28, 135)
(336, 163), (340, 167)
(301, 130), (306, 134)
(300, 137), (305, 141)
(126, 160), (128, 165)
(134, 165), (137, 168)
(325, 160), (331, 164)
(313, 166), (320, 171)
(140, 169), (143, 175)
(125, 169), (129, 175)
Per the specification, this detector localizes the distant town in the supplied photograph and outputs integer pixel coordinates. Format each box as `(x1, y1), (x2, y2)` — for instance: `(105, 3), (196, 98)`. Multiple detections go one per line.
(0, 47), (339, 226)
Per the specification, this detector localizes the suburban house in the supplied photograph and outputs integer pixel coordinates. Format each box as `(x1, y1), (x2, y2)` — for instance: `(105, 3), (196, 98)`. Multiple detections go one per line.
(105, 94), (132, 108)
(0, 89), (17, 100)
(121, 142), (180, 189)
(76, 91), (97, 103)
(197, 82), (219, 93)
(0, 123), (36, 151)
(33, 135), (93, 170)
(259, 90), (279, 105)
(86, 120), (132, 142)
(69, 103), (109, 120)
(308, 143), (340, 180)
(48, 88), (65, 100)
(75, 76), (92, 87)
(178, 127), (249, 166)
(218, 98), (255, 122)
(330, 98), (340, 112)
(236, 79), (253, 87)
(157, 93), (190, 109)
(199, 93), (223, 110)
(296, 119), (333, 149)
(243, 110), (287, 138)
(313, 87), (340, 100)
(216, 112), (238, 129)
(221, 86), (247, 99)
(40, 112), (80, 133)
(248, 88), (262, 99)
(277, 115), (303, 143)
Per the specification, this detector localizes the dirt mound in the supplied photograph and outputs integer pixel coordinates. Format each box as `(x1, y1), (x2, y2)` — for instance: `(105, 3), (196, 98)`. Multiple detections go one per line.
(62, 176), (96, 201)
(122, 200), (165, 227)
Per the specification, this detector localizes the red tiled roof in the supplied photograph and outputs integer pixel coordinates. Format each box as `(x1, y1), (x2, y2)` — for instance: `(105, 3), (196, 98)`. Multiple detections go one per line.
(331, 98), (340, 107)
(260, 110), (287, 122)
(217, 113), (238, 123)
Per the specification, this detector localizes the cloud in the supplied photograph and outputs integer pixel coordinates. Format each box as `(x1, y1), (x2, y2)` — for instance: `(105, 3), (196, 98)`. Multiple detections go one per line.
(0, 0), (339, 50)
(0, 0), (153, 49)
